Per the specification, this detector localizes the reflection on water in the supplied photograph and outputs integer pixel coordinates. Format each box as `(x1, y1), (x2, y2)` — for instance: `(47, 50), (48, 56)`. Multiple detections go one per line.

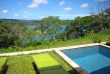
(26, 25), (36, 29)
(26, 25), (66, 41)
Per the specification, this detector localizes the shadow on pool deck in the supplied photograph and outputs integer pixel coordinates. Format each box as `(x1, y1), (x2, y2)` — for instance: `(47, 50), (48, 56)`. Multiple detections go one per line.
(68, 69), (80, 74)
(90, 65), (110, 74)
(32, 62), (79, 74)
(2, 65), (8, 74)
(32, 62), (40, 74)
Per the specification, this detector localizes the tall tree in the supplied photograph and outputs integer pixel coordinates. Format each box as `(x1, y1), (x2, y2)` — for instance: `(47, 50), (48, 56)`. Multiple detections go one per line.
(0, 20), (19, 47)
(39, 16), (62, 41)
(104, 8), (110, 27)
(25, 29), (37, 42)
(90, 0), (110, 30)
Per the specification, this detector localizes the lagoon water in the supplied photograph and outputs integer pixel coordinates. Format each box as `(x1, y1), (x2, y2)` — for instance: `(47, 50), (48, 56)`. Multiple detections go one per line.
(26, 25), (36, 29)
(26, 25), (66, 41)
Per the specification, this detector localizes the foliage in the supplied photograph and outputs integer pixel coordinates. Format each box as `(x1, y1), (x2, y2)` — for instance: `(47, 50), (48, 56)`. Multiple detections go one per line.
(47, 42), (53, 48)
(0, 20), (20, 48)
(106, 37), (110, 46)
(39, 36), (47, 44)
(25, 29), (37, 42)
(88, 30), (101, 43)
(104, 8), (110, 27)
(0, 12), (110, 51)
(56, 31), (67, 41)
(39, 16), (63, 41)
(0, 29), (110, 53)
(91, 35), (101, 43)
(65, 16), (86, 39)
(65, 13), (109, 40)
(14, 39), (23, 47)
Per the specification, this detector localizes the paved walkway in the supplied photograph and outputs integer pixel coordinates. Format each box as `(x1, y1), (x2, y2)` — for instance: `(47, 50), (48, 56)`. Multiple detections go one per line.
(0, 49), (53, 57)
(0, 42), (106, 57)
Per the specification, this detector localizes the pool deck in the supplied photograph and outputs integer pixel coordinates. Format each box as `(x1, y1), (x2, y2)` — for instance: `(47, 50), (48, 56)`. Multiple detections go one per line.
(54, 42), (110, 74)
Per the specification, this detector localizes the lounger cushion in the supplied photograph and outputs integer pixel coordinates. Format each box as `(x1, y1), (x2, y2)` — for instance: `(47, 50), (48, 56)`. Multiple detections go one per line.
(33, 54), (61, 71)
(33, 54), (53, 61)
(33, 53), (69, 74)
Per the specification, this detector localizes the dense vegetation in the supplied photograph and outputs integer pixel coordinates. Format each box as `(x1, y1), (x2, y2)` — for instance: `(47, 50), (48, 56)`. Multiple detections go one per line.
(0, 4), (110, 52)
(0, 29), (110, 53)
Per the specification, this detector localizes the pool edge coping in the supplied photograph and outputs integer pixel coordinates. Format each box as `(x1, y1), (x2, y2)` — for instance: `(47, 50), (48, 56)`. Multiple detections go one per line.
(54, 42), (110, 74)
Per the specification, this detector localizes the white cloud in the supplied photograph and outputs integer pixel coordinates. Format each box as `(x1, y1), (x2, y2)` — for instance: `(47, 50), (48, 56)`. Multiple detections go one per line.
(39, 16), (45, 19)
(33, 0), (48, 4)
(56, 14), (90, 20)
(18, 1), (21, 5)
(27, 0), (48, 8)
(24, 11), (29, 15)
(27, 4), (38, 8)
(57, 14), (90, 17)
(80, 3), (89, 8)
(74, 14), (90, 17)
(59, 1), (65, 5)
(23, 15), (27, 18)
(3, 10), (8, 13)
(95, 0), (106, 1)
(14, 14), (19, 18)
(64, 7), (72, 11)
(23, 15), (30, 19)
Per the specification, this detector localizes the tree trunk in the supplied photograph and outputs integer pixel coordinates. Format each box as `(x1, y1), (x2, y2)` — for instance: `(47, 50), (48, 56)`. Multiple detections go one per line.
(100, 22), (104, 31)
(53, 35), (57, 42)
(108, 16), (110, 27)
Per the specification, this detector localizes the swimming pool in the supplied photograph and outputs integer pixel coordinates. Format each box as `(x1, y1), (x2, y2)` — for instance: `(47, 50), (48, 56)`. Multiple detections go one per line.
(54, 43), (110, 74)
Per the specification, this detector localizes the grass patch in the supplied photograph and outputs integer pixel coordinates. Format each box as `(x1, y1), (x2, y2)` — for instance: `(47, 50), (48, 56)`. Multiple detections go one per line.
(5, 51), (76, 74)
(6, 55), (36, 74)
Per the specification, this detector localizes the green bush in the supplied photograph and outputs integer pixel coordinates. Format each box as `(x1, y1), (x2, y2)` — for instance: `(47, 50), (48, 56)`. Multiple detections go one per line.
(63, 36), (67, 41)
(8, 46), (14, 52)
(106, 37), (110, 46)
(11, 46), (22, 51)
(91, 35), (101, 43)
(47, 42), (53, 48)
(89, 30), (101, 43)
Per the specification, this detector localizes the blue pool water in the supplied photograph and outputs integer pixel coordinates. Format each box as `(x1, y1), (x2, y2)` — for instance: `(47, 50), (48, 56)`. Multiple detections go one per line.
(61, 45), (110, 74)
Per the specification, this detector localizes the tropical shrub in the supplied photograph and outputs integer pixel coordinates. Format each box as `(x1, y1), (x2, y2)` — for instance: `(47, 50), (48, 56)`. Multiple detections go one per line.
(89, 30), (101, 43)
(106, 37), (110, 46)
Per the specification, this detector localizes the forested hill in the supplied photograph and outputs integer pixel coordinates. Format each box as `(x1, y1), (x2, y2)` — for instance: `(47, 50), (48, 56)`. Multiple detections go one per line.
(0, 19), (41, 24)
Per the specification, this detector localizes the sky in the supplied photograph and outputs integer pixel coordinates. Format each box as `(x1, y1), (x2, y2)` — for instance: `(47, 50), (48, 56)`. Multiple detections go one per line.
(0, 0), (108, 20)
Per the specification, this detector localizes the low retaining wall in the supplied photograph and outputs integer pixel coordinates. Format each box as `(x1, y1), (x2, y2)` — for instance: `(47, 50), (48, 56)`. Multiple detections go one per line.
(0, 49), (53, 57)
(0, 42), (106, 57)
